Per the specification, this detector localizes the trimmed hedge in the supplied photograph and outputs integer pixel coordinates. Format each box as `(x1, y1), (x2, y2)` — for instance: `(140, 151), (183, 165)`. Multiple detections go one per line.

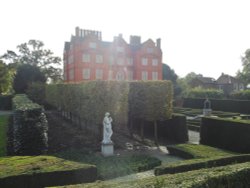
(59, 162), (250, 188)
(0, 156), (97, 188)
(200, 117), (250, 153)
(10, 94), (48, 155)
(230, 90), (250, 100)
(46, 81), (129, 138)
(186, 88), (224, 99)
(155, 154), (250, 176)
(183, 97), (250, 114)
(0, 95), (12, 110)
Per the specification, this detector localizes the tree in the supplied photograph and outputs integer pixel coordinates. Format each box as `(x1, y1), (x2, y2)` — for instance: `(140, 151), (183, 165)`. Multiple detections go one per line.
(1, 40), (62, 82)
(13, 64), (46, 94)
(237, 49), (250, 85)
(0, 60), (14, 94)
(162, 63), (181, 96)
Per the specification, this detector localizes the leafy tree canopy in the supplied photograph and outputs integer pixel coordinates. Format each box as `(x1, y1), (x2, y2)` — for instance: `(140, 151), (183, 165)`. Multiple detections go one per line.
(1, 40), (62, 83)
(0, 60), (14, 94)
(237, 49), (250, 85)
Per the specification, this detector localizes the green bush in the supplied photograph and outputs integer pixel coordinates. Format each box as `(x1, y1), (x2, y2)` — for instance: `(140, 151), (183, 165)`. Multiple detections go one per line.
(26, 82), (46, 105)
(0, 95), (12, 110)
(186, 87), (224, 99)
(200, 117), (250, 153)
(0, 156), (97, 188)
(230, 90), (250, 100)
(11, 94), (48, 155)
(60, 162), (250, 187)
(183, 98), (250, 114)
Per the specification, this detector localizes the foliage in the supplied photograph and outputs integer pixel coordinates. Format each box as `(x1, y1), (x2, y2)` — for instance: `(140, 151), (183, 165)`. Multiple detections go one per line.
(201, 117), (250, 153)
(0, 156), (96, 187)
(128, 81), (173, 122)
(0, 95), (12, 110)
(13, 64), (46, 93)
(46, 81), (129, 137)
(60, 162), (250, 188)
(26, 82), (46, 105)
(0, 60), (14, 94)
(237, 49), (250, 85)
(185, 87), (224, 99)
(229, 90), (250, 100)
(55, 150), (161, 180)
(0, 115), (9, 156)
(1, 39), (62, 83)
(11, 94), (48, 155)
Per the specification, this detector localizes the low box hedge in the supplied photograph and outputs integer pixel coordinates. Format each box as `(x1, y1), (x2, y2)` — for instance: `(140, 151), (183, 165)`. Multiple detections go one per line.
(200, 117), (250, 153)
(0, 156), (97, 188)
(57, 162), (250, 188)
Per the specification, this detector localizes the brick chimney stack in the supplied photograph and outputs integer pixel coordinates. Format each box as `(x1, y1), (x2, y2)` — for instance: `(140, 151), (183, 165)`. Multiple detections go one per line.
(156, 38), (161, 48)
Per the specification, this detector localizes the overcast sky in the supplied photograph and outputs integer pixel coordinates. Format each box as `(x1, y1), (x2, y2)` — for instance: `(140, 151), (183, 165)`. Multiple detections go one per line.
(1, 0), (250, 78)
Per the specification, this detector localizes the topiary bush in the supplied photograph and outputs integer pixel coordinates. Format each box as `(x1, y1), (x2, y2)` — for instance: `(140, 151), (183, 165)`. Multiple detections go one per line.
(11, 94), (48, 155)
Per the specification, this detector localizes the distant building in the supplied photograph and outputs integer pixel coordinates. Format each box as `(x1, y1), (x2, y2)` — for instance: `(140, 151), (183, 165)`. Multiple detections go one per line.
(189, 76), (217, 89)
(217, 73), (244, 95)
(63, 27), (163, 82)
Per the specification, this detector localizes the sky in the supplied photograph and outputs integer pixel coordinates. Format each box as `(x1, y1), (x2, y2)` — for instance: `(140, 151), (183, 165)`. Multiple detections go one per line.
(1, 0), (250, 79)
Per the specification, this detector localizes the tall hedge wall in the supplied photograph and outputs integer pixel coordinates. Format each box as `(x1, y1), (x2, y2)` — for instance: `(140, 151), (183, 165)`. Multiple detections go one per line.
(200, 117), (250, 153)
(129, 81), (173, 121)
(0, 95), (12, 110)
(183, 98), (250, 114)
(46, 81), (129, 137)
(11, 94), (48, 155)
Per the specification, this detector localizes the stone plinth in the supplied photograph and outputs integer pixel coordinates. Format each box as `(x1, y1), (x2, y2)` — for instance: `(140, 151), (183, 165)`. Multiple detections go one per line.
(101, 142), (114, 156)
(203, 108), (212, 116)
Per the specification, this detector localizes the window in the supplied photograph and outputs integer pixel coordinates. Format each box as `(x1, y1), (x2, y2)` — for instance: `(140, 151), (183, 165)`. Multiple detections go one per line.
(127, 58), (133, 65)
(89, 42), (96, 49)
(117, 46), (124, 52)
(152, 59), (158, 66)
(82, 69), (90, 79)
(147, 48), (153, 53)
(142, 58), (148, 65)
(96, 55), (103, 63)
(69, 69), (74, 80)
(109, 56), (114, 65)
(108, 70), (113, 80)
(96, 69), (103, 79)
(127, 71), (133, 81)
(142, 71), (148, 80)
(68, 55), (74, 64)
(82, 54), (90, 63)
(117, 58), (124, 65)
(116, 71), (125, 81)
(152, 72), (158, 80)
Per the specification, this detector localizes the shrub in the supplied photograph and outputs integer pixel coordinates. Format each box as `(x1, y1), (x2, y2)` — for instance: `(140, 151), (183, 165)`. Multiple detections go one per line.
(0, 156), (97, 188)
(200, 117), (250, 153)
(26, 82), (46, 105)
(0, 95), (12, 110)
(186, 87), (224, 99)
(11, 94), (48, 155)
(230, 90), (250, 100)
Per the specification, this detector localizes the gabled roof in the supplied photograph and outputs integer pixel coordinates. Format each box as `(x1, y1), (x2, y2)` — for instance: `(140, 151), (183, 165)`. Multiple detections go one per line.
(217, 74), (240, 84)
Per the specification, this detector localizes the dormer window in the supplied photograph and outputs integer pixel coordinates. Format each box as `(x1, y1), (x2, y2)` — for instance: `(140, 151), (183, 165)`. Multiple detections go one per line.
(142, 58), (148, 65)
(117, 47), (124, 52)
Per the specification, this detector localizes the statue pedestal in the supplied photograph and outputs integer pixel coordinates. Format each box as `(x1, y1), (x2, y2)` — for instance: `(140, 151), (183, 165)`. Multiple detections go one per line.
(203, 108), (212, 116)
(101, 142), (114, 156)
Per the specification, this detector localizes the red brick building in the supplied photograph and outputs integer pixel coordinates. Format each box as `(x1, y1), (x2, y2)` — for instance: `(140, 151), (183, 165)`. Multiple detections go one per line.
(63, 27), (163, 82)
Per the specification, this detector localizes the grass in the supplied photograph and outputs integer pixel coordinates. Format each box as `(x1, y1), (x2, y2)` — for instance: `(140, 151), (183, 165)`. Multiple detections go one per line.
(0, 115), (9, 156)
(56, 162), (250, 188)
(54, 149), (161, 180)
(0, 155), (95, 179)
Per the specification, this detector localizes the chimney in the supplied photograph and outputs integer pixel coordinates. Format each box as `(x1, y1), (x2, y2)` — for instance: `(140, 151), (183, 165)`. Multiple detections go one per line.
(75, 27), (80, 37)
(130, 36), (141, 46)
(156, 38), (161, 48)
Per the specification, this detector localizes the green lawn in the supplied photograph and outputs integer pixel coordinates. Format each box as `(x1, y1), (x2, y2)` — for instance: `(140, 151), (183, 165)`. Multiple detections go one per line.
(0, 115), (9, 156)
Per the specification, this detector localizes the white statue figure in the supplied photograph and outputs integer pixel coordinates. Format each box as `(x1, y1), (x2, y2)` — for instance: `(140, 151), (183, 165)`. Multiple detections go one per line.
(102, 112), (113, 144)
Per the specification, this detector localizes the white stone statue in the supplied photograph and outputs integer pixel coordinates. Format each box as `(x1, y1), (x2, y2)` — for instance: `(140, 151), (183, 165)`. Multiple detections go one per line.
(102, 112), (113, 144)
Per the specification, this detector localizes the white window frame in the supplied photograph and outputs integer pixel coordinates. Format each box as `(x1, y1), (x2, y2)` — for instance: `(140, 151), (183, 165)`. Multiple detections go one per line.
(142, 71), (148, 80)
(89, 42), (96, 49)
(82, 53), (90, 63)
(127, 58), (133, 65)
(117, 46), (124, 52)
(152, 59), (158, 66)
(152, 72), (158, 80)
(117, 58), (124, 65)
(142, 58), (148, 66)
(96, 69), (103, 79)
(82, 69), (90, 80)
(96, 55), (103, 63)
